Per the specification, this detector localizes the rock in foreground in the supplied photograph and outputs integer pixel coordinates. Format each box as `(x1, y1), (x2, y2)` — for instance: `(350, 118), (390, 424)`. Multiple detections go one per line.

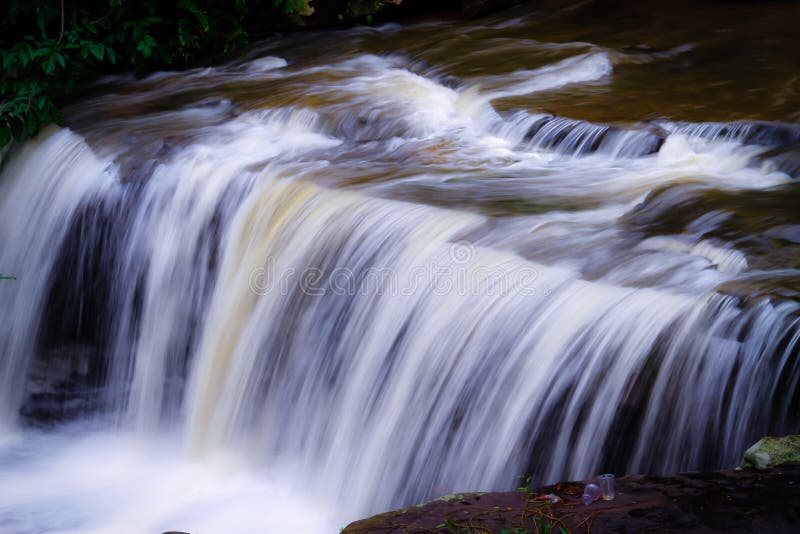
(742, 435), (800, 470)
(343, 466), (800, 533)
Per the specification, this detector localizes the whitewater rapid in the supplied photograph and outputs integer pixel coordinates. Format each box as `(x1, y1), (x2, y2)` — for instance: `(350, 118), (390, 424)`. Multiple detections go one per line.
(2, 4), (800, 532)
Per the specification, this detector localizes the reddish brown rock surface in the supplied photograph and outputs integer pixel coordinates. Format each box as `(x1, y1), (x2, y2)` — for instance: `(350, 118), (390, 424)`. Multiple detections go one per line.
(343, 466), (800, 533)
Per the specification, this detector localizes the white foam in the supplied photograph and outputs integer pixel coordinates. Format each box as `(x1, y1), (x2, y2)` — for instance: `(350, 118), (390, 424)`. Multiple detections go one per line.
(243, 56), (289, 73)
(0, 428), (335, 534)
(638, 236), (749, 275)
(483, 52), (613, 99)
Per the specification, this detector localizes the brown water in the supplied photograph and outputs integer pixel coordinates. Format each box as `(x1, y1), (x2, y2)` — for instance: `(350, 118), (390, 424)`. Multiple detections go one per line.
(1, 2), (799, 533)
(78, 0), (800, 123)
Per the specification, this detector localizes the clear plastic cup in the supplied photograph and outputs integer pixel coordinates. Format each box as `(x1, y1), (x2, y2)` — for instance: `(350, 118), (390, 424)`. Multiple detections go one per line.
(581, 483), (601, 505)
(597, 473), (615, 501)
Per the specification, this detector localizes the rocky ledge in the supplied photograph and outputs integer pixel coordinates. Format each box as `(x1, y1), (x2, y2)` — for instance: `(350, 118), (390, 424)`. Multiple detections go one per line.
(344, 465), (800, 533)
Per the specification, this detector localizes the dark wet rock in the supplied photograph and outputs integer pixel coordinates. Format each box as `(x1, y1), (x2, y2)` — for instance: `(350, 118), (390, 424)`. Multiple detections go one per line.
(20, 346), (106, 424)
(20, 195), (131, 425)
(758, 142), (800, 179)
(525, 117), (597, 151)
(605, 127), (665, 157)
(716, 273), (800, 303)
(521, 114), (554, 142)
(439, 75), (462, 90)
(462, 0), (520, 18)
(114, 138), (175, 184)
(521, 117), (800, 163)
(343, 466), (800, 533)
(623, 183), (800, 275)
(331, 114), (414, 143)
(669, 121), (800, 148)
(741, 122), (800, 147)
(765, 225), (800, 245)
(523, 116), (600, 153)
(522, 116), (665, 158)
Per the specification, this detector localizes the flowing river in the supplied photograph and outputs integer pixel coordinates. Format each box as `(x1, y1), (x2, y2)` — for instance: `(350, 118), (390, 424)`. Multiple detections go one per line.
(1, 1), (800, 532)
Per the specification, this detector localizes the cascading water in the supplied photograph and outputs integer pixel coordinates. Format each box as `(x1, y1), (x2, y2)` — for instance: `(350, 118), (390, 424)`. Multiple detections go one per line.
(2, 1), (800, 532)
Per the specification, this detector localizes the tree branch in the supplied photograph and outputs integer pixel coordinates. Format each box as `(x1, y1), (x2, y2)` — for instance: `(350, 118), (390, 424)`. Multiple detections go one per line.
(57, 0), (65, 43)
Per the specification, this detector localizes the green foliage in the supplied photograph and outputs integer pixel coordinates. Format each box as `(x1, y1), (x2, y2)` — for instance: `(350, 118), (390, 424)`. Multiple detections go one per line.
(275, 0), (316, 18)
(348, 0), (386, 18)
(1, 19), (104, 145)
(0, 275), (16, 280)
(1, 0), (482, 147)
(0, 0), (299, 148)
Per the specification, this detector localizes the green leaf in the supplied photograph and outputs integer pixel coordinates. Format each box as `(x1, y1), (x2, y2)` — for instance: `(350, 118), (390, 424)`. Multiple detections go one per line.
(32, 46), (51, 60)
(51, 107), (63, 125)
(136, 40), (152, 58)
(23, 111), (38, 136)
(3, 51), (18, 70)
(84, 19), (98, 34)
(36, 10), (48, 38)
(136, 34), (155, 58)
(19, 45), (32, 66)
(88, 42), (105, 60)
(44, 55), (56, 74)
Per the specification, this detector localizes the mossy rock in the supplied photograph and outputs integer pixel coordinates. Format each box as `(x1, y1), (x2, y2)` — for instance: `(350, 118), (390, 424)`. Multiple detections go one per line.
(741, 435), (800, 470)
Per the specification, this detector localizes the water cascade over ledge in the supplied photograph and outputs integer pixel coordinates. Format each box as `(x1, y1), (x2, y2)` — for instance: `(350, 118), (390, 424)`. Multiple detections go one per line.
(2, 2), (800, 532)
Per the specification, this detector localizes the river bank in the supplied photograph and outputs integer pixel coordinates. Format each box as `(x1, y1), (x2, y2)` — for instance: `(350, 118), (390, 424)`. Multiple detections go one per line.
(343, 466), (800, 533)
(2, 1), (800, 532)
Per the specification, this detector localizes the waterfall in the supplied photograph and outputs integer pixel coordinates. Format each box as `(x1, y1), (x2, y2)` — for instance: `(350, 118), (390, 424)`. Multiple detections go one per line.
(0, 129), (116, 431)
(1, 18), (799, 533)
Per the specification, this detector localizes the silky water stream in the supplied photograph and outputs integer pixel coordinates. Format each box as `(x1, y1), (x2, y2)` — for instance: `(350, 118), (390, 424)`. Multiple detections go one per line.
(1, 1), (800, 532)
